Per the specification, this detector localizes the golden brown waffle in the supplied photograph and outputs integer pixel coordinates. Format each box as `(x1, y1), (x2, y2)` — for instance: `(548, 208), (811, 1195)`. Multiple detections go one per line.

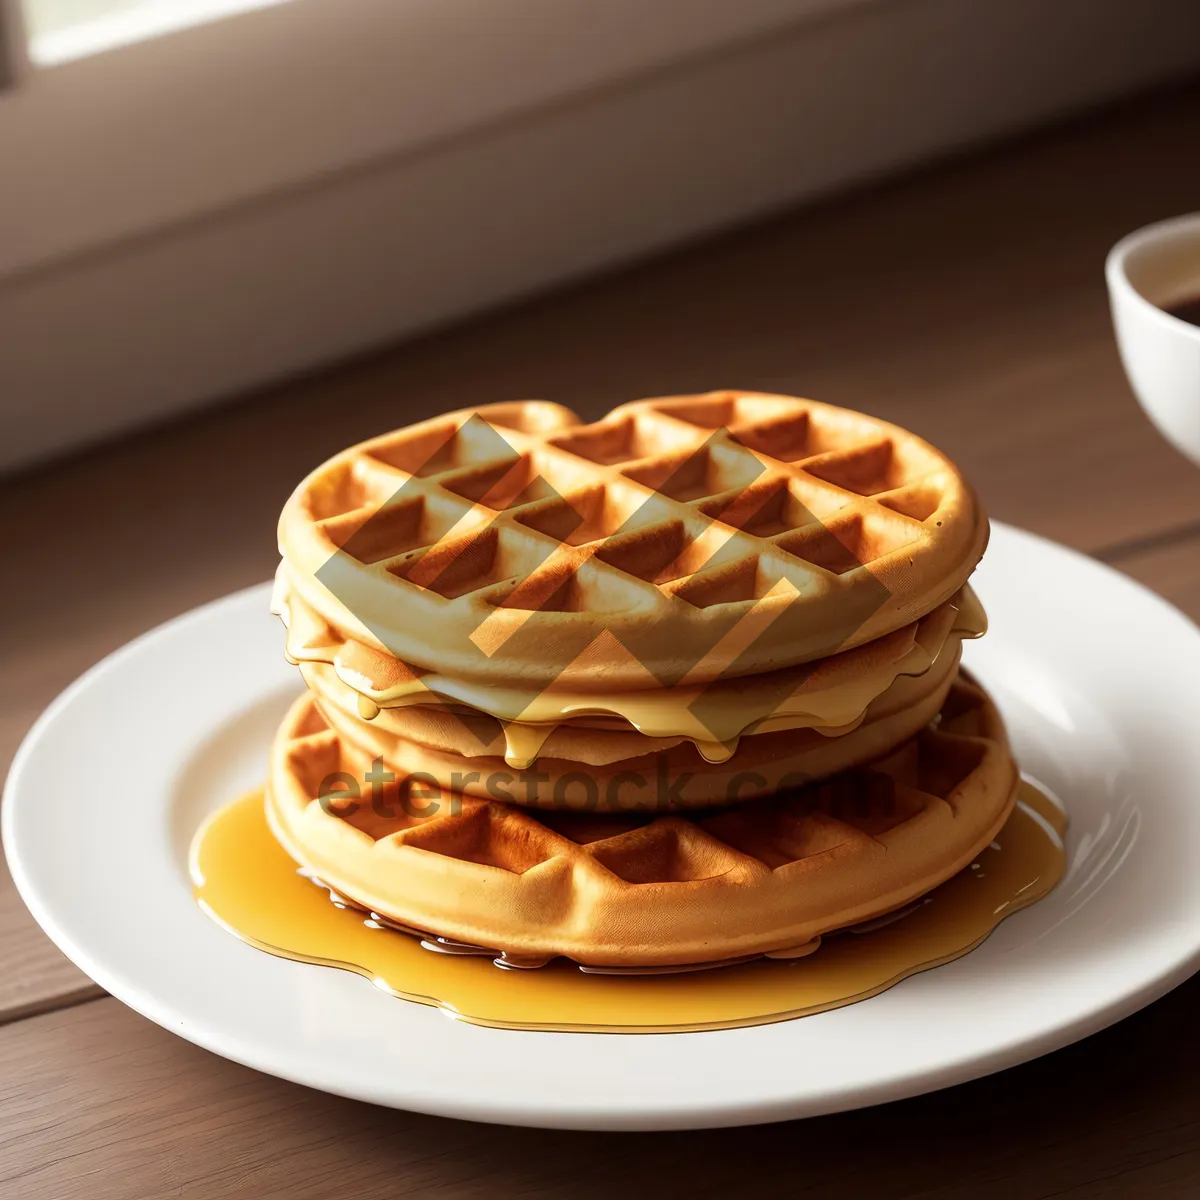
(266, 675), (1018, 968)
(278, 579), (983, 762)
(303, 639), (961, 810)
(277, 392), (988, 690)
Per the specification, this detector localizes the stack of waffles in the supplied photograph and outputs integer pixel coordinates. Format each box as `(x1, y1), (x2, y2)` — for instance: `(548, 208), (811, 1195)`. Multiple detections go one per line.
(268, 391), (1013, 971)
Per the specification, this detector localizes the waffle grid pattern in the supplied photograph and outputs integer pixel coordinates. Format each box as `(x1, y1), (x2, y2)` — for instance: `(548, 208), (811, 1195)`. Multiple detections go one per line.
(280, 392), (984, 685)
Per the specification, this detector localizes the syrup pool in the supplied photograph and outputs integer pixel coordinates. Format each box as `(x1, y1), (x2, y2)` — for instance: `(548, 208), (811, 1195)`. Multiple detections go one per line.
(190, 782), (1065, 1034)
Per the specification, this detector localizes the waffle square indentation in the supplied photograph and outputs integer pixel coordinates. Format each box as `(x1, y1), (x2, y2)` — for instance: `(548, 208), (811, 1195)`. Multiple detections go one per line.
(549, 412), (705, 466)
(878, 481), (944, 522)
(700, 477), (849, 537)
(587, 823), (742, 883)
(593, 520), (720, 585)
(304, 461), (396, 522)
(699, 806), (865, 870)
(515, 483), (665, 547)
(441, 455), (563, 510)
(649, 393), (798, 430)
(671, 555), (802, 608)
(731, 411), (848, 463)
(366, 418), (520, 478)
(622, 443), (765, 503)
(776, 512), (919, 575)
(397, 806), (554, 874)
(322, 492), (479, 565)
(389, 527), (550, 599)
(806, 439), (939, 497)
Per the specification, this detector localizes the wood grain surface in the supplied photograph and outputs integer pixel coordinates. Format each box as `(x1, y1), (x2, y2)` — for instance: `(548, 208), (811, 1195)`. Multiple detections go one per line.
(1, 977), (1199, 1200)
(1, 81), (1199, 1197)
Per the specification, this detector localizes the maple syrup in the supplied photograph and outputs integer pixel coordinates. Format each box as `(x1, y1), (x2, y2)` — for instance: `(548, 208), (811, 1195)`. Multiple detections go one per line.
(190, 780), (1065, 1033)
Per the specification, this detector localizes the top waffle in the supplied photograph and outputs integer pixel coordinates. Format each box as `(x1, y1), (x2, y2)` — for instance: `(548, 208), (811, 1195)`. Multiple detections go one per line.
(278, 392), (988, 689)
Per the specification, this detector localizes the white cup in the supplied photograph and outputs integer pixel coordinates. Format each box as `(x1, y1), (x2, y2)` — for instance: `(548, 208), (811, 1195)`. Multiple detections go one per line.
(1107, 213), (1200, 466)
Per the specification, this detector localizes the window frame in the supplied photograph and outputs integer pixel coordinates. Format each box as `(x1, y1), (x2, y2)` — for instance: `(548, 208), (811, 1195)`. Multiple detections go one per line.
(0, 0), (843, 280)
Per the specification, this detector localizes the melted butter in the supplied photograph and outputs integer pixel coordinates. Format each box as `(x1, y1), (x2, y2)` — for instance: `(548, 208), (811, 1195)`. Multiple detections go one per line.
(694, 739), (737, 765)
(276, 569), (987, 762)
(190, 780), (1065, 1034)
(499, 722), (556, 771)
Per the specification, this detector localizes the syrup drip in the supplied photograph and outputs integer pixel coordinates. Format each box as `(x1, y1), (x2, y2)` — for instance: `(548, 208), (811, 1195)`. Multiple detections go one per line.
(500, 722), (555, 771)
(274, 571), (987, 764)
(190, 781), (1065, 1033)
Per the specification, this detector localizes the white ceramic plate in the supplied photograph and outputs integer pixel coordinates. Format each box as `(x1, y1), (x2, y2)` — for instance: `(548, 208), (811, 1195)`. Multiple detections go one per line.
(6, 523), (1200, 1130)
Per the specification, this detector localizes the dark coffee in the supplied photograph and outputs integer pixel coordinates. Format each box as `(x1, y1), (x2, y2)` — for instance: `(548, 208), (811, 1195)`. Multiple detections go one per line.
(1166, 295), (1200, 327)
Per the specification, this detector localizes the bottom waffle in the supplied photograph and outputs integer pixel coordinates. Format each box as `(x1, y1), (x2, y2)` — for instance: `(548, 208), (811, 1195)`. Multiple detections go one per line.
(266, 673), (1019, 968)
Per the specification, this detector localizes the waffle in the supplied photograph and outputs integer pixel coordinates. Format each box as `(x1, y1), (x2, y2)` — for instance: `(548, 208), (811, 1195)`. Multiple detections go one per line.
(277, 392), (988, 690)
(303, 636), (961, 810)
(266, 674), (1018, 968)
(278, 575), (983, 757)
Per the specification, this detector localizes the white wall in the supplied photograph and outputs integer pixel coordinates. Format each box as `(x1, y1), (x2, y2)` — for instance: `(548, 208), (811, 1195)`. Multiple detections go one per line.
(1, 0), (1198, 472)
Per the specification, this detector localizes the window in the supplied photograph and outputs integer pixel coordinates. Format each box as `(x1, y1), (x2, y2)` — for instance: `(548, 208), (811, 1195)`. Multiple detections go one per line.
(23, 0), (295, 65)
(1, 0), (1197, 470)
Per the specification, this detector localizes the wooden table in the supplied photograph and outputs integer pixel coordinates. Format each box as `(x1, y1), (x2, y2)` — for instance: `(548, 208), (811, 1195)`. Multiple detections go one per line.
(3, 83), (1200, 1199)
